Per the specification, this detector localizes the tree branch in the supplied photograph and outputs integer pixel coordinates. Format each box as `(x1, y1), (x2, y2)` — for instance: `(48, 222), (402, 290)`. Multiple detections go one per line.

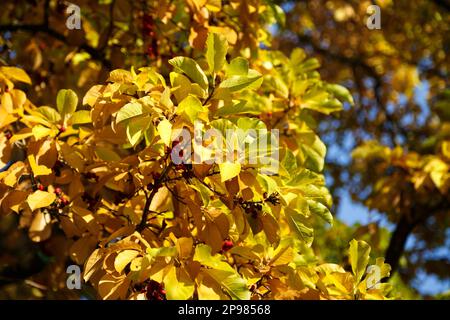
(0, 23), (112, 69)
(100, 0), (116, 51)
(430, 0), (450, 11)
(136, 162), (172, 232)
(384, 214), (416, 275)
(384, 200), (450, 277)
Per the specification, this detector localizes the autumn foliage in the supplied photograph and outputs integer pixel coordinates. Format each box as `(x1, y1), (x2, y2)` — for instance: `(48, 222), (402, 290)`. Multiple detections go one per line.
(2, 0), (447, 300)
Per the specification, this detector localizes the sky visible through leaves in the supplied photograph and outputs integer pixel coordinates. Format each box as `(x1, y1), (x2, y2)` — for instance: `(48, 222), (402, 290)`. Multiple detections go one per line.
(335, 82), (450, 295)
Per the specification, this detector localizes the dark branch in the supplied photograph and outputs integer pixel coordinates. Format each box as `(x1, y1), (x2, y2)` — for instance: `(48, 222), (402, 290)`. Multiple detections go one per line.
(384, 215), (416, 275)
(430, 0), (450, 11)
(100, 0), (116, 51)
(136, 162), (172, 232)
(0, 23), (112, 69)
(384, 199), (450, 277)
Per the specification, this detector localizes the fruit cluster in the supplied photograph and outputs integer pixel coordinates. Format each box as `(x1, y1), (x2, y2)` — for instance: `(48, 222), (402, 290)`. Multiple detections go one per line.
(141, 279), (166, 301)
(221, 239), (233, 252)
(36, 183), (70, 210)
(238, 198), (262, 219)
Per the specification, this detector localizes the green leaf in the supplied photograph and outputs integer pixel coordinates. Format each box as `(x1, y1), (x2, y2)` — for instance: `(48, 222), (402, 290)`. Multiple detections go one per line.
(37, 106), (61, 123)
(194, 245), (250, 300)
(349, 239), (371, 284)
(206, 33), (228, 73)
(147, 246), (177, 258)
(193, 244), (235, 273)
(256, 173), (278, 196)
(220, 70), (263, 92)
(160, 87), (174, 109)
(302, 87), (342, 115)
(226, 57), (249, 76)
(205, 269), (250, 300)
(373, 257), (391, 280)
(300, 133), (326, 172)
(191, 181), (213, 207)
(307, 199), (333, 225)
(326, 84), (354, 105)
(215, 100), (248, 116)
(281, 150), (298, 175)
(265, 76), (289, 98)
(95, 146), (121, 161)
(170, 72), (192, 103)
(285, 208), (314, 247)
(297, 58), (320, 73)
(176, 95), (206, 124)
(56, 89), (78, 118)
(269, 4), (286, 26)
(116, 102), (150, 123)
(210, 119), (236, 136)
(164, 266), (195, 300)
(169, 56), (208, 90)
(126, 116), (150, 147)
(69, 110), (91, 125)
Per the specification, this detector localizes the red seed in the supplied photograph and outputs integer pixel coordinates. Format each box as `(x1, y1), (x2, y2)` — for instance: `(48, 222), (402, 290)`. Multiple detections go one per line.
(55, 187), (62, 195)
(38, 184), (45, 191)
(60, 197), (70, 206)
(222, 240), (233, 251)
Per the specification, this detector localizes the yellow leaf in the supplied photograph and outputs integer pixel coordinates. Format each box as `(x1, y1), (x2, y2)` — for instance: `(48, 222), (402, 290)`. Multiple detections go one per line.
(70, 236), (98, 265)
(27, 190), (56, 211)
(349, 239), (371, 284)
(149, 186), (173, 212)
(130, 257), (143, 272)
(82, 85), (104, 107)
(219, 162), (241, 182)
(164, 265), (195, 300)
(0, 66), (32, 84)
(83, 249), (103, 282)
(114, 250), (140, 273)
(98, 273), (130, 300)
(176, 237), (194, 259)
(1, 190), (28, 213)
(1, 92), (13, 112)
(29, 211), (52, 242)
(32, 125), (54, 140)
(3, 162), (24, 187)
(157, 118), (172, 146)
(442, 141), (450, 158)
(28, 154), (52, 177)
(196, 271), (224, 300)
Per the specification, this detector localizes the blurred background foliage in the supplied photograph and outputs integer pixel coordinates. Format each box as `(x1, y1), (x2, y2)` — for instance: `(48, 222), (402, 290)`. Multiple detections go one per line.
(0, 0), (448, 299)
